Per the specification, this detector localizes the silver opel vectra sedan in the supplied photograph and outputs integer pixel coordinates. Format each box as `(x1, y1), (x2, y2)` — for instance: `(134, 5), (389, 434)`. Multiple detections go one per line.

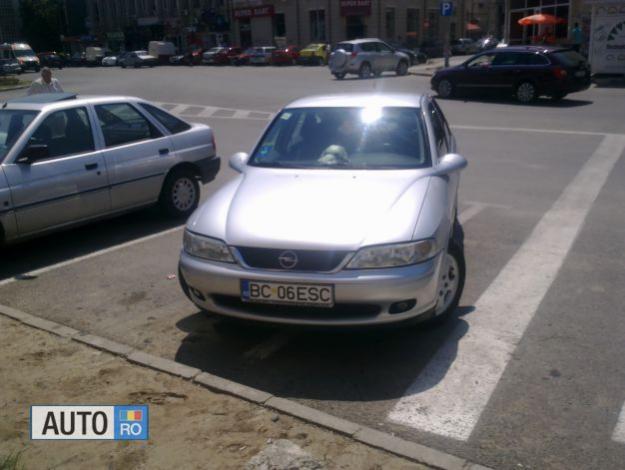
(0, 93), (218, 244)
(178, 93), (467, 326)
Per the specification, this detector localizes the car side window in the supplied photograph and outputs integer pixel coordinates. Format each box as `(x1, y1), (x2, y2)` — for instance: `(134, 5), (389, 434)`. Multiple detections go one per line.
(29, 107), (95, 159)
(95, 103), (162, 148)
(522, 53), (549, 65)
(467, 53), (495, 67)
(428, 103), (448, 155)
(377, 42), (393, 53)
(360, 43), (375, 53)
(492, 52), (521, 66)
(139, 103), (191, 134)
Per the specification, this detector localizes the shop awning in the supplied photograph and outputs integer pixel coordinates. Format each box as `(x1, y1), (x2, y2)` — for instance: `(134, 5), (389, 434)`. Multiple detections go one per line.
(518, 14), (567, 26)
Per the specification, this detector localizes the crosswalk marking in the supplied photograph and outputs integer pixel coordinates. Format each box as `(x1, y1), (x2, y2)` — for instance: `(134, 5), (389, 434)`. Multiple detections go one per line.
(613, 404), (625, 443)
(388, 134), (625, 441)
(155, 101), (275, 121)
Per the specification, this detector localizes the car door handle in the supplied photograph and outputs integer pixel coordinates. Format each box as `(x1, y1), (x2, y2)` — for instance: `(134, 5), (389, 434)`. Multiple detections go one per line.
(159, 148), (170, 156)
(85, 163), (98, 170)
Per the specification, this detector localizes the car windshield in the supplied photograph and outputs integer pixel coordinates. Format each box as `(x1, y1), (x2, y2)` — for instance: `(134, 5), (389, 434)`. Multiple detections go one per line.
(0, 110), (38, 161)
(333, 43), (354, 52)
(248, 107), (429, 170)
(13, 48), (35, 57)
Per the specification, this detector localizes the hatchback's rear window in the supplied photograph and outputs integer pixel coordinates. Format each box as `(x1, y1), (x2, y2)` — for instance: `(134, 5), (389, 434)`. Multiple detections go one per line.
(334, 43), (354, 52)
(550, 50), (586, 67)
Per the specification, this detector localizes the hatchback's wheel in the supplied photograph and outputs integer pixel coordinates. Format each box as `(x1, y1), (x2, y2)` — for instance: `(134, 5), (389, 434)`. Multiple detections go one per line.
(437, 79), (454, 98)
(359, 62), (372, 79)
(333, 72), (346, 80)
(160, 169), (200, 218)
(427, 238), (465, 326)
(516, 81), (537, 103)
(396, 60), (409, 76)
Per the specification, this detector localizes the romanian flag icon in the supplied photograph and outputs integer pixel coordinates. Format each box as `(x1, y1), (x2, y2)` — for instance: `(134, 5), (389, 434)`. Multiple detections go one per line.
(121, 410), (142, 421)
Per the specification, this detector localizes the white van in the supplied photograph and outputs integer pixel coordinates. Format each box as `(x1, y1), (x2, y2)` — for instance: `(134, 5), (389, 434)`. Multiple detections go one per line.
(0, 43), (40, 72)
(148, 41), (176, 63)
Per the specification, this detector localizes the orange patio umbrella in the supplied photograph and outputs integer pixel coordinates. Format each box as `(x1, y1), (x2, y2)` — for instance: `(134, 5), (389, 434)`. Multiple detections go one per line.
(518, 14), (567, 26)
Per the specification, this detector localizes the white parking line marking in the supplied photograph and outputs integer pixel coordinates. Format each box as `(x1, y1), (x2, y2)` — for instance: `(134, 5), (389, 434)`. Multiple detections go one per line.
(243, 331), (294, 361)
(169, 104), (189, 115)
(458, 203), (485, 224)
(388, 134), (625, 440)
(613, 404), (625, 443)
(0, 226), (183, 288)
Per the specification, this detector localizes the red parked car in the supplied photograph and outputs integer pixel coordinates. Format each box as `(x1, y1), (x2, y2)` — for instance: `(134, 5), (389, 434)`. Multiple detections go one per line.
(271, 46), (300, 65)
(213, 47), (242, 65)
(231, 47), (255, 66)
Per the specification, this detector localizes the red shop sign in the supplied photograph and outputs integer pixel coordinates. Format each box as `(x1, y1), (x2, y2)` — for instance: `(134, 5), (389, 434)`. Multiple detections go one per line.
(340, 0), (372, 17)
(234, 4), (275, 19)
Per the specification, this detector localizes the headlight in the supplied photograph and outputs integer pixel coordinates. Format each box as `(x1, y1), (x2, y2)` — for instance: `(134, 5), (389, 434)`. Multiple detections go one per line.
(346, 240), (438, 269)
(183, 231), (234, 263)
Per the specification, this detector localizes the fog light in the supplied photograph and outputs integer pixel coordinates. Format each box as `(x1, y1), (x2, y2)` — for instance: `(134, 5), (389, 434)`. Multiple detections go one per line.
(189, 287), (206, 301)
(389, 299), (417, 314)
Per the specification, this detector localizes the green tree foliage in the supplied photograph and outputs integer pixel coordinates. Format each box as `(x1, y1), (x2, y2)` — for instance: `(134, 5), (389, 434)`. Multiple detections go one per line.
(19, 0), (64, 51)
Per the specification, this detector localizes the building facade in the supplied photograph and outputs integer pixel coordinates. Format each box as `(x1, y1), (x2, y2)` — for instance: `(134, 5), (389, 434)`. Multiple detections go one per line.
(86, 0), (505, 51)
(0, 0), (21, 44)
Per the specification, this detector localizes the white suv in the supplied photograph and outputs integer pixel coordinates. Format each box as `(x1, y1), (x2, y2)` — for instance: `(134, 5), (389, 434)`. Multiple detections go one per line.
(328, 39), (410, 80)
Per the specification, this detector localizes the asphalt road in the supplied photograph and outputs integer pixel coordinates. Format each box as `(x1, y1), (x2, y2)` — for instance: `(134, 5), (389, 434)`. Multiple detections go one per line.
(2, 65), (625, 470)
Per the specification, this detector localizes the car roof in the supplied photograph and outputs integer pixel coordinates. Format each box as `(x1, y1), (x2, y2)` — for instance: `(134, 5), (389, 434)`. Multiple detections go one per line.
(493, 45), (570, 54)
(337, 38), (384, 44)
(2, 94), (147, 111)
(285, 93), (423, 109)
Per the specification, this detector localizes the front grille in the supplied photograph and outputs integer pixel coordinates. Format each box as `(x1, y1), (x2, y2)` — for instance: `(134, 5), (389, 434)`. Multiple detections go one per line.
(235, 247), (349, 272)
(212, 295), (380, 320)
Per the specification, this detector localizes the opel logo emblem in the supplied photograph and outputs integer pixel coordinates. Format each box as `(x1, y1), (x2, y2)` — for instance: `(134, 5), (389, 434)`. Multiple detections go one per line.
(278, 250), (298, 269)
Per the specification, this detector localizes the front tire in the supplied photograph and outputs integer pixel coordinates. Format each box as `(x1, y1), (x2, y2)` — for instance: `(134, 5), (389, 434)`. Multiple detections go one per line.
(159, 169), (200, 218)
(516, 81), (537, 103)
(437, 78), (454, 98)
(396, 60), (409, 76)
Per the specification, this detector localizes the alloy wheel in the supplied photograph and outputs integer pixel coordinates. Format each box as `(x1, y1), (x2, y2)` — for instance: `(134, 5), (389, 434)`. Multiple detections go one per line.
(172, 177), (197, 212)
(435, 253), (460, 316)
(517, 82), (536, 103)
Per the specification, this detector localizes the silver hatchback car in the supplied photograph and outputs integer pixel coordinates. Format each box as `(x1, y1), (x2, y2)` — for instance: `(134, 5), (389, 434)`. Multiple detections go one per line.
(0, 93), (218, 244)
(179, 93), (467, 327)
(328, 39), (411, 80)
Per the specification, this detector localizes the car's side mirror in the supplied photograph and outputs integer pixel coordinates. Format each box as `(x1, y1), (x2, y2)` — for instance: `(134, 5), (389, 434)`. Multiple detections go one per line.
(16, 144), (49, 164)
(229, 152), (249, 173)
(431, 153), (467, 176)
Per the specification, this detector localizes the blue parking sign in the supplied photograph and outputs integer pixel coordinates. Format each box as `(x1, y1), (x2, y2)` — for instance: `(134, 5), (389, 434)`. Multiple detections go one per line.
(440, 2), (453, 16)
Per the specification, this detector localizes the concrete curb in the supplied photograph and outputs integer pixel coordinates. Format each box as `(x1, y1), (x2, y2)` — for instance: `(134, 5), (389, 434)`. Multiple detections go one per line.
(0, 303), (491, 470)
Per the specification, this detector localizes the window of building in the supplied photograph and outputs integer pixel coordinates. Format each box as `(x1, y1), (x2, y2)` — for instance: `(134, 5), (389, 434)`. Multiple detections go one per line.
(309, 10), (326, 42)
(406, 8), (420, 45)
(385, 8), (395, 41)
(274, 13), (286, 37)
(346, 16), (366, 40)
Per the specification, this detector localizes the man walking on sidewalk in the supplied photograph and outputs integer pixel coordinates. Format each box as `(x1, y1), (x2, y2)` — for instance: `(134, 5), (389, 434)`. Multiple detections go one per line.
(27, 67), (64, 95)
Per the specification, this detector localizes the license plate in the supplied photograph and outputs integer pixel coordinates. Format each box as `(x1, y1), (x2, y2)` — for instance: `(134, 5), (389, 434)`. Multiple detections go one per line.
(241, 280), (334, 307)
(575, 70), (586, 77)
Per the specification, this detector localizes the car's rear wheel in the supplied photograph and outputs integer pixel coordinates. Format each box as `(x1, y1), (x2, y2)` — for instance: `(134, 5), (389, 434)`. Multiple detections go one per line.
(516, 81), (537, 103)
(437, 79), (454, 98)
(396, 60), (409, 76)
(359, 62), (372, 79)
(160, 168), (200, 218)
(333, 72), (346, 80)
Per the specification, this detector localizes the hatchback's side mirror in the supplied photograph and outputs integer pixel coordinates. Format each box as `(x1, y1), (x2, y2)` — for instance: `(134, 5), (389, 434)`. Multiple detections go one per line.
(229, 152), (249, 173)
(432, 153), (467, 176)
(16, 144), (49, 164)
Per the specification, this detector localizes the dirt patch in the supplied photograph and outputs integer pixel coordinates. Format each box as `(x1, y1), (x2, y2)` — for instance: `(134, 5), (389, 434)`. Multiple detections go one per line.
(0, 316), (430, 470)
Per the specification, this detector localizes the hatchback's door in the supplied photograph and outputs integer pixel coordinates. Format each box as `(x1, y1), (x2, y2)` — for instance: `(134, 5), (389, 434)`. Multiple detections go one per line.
(94, 102), (175, 212)
(3, 106), (109, 236)
(376, 42), (397, 71)
(490, 51), (524, 91)
(458, 53), (497, 91)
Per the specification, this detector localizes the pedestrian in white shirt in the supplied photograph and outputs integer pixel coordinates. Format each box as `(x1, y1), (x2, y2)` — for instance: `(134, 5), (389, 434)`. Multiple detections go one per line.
(27, 67), (64, 95)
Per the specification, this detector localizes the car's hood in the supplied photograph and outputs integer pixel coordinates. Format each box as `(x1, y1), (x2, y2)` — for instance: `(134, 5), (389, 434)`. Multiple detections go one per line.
(188, 168), (433, 251)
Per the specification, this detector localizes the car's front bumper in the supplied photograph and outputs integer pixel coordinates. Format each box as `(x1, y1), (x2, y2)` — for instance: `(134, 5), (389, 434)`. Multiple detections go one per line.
(178, 251), (443, 326)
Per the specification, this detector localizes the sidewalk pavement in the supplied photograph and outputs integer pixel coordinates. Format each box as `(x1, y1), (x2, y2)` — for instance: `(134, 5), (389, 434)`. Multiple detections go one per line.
(409, 55), (472, 77)
(0, 315), (435, 470)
